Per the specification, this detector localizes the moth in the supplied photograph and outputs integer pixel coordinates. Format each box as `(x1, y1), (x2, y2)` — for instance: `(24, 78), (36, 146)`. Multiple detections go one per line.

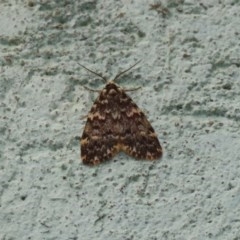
(80, 61), (162, 165)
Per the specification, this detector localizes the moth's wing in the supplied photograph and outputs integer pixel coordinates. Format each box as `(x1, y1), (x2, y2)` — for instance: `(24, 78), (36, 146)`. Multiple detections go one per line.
(81, 82), (130, 165)
(81, 82), (162, 165)
(119, 94), (162, 160)
(81, 97), (120, 166)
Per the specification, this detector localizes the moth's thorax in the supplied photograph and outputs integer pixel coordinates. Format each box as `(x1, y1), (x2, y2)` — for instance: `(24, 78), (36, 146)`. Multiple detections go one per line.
(102, 81), (122, 97)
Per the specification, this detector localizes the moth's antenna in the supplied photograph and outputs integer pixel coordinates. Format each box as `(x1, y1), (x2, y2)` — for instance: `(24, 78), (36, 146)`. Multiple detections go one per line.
(114, 60), (142, 82)
(78, 63), (107, 83)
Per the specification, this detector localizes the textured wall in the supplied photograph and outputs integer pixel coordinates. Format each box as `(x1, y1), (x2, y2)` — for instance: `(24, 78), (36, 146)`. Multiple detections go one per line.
(1, 0), (240, 239)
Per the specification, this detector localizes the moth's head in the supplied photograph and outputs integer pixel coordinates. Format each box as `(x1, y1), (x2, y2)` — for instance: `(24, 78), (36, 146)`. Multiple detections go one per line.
(106, 80), (116, 85)
(105, 80), (121, 92)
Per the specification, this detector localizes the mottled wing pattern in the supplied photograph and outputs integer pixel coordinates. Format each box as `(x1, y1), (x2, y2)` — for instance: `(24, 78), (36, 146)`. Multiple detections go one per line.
(81, 81), (162, 165)
(121, 106), (162, 160)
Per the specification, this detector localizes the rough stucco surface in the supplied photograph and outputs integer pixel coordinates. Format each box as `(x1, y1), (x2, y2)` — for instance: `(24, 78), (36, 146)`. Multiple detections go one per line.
(1, 0), (240, 239)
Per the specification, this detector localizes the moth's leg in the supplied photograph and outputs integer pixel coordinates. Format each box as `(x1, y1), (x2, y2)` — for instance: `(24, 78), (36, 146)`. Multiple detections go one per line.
(83, 86), (102, 92)
(80, 114), (88, 120)
(124, 86), (142, 92)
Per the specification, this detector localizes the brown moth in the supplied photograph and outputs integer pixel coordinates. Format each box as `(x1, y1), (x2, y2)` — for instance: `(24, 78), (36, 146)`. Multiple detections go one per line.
(80, 61), (162, 165)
